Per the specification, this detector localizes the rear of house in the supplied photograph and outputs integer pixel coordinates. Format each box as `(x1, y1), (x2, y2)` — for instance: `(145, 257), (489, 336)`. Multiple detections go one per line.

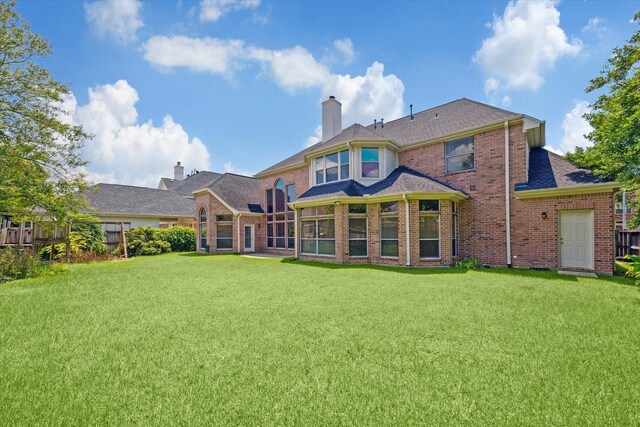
(193, 97), (619, 275)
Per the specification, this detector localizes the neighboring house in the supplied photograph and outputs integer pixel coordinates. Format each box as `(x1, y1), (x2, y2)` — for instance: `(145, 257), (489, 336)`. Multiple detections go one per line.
(82, 183), (197, 247)
(194, 97), (619, 275)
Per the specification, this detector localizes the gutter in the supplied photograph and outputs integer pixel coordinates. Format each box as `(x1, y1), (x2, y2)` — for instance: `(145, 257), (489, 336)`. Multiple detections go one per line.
(504, 121), (512, 268)
(403, 194), (410, 266)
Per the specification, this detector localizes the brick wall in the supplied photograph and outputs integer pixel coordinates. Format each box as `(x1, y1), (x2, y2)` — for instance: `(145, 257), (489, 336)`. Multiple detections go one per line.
(511, 193), (614, 274)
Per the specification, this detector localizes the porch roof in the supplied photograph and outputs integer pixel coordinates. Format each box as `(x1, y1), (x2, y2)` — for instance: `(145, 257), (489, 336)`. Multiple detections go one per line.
(293, 166), (467, 207)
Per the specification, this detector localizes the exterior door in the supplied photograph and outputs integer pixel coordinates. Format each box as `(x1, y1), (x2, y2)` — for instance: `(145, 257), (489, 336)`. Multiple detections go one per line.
(559, 210), (594, 270)
(244, 224), (255, 252)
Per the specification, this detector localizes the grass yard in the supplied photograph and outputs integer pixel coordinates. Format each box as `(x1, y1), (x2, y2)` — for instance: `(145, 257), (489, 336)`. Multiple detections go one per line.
(1, 253), (639, 426)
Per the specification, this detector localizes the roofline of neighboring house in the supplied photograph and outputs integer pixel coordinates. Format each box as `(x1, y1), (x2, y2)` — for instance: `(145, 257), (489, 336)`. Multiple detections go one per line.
(255, 115), (540, 179)
(289, 190), (469, 209)
(515, 182), (621, 199)
(191, 188), (263, 216)
(82, 212), (196, 219)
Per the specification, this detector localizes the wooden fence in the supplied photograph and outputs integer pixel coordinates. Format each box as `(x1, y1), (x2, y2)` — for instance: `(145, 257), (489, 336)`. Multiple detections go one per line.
(615, 230), (640, 258)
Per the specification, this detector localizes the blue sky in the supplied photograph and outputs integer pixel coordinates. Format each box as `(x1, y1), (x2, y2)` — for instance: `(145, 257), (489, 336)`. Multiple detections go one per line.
(17, 0), (640, 186)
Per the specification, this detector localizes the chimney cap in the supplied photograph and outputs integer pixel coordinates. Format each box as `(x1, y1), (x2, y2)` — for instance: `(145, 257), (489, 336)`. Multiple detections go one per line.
(176, 161), (181, 166)
(329, 95), (335, 99)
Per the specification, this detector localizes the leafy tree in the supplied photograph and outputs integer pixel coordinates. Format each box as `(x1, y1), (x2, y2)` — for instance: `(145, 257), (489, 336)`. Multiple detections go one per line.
(565, 12), (640, 226)
(0, 0), (89, 224)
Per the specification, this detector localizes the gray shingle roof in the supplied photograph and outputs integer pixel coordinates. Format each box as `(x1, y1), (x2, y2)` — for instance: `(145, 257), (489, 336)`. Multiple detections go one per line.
(515, 148), (610, 191)
(202, 173), (263, 214)
(82, 184), (196, 217)
(257, 98), (524, 176)
(160, 171), (223, 197)
(296, 166), (465, 202)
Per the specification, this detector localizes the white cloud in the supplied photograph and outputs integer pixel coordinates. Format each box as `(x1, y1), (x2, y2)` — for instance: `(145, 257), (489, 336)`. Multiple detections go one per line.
(323, 62), (404, 128)
(84, 0), (143, 45)
(249, 45), (331, 91)
(334, 38), (355, 64)
(304, 125), (322, 148)
(473, 0), (581, 91)
(223, 162), (255, 176)
(142, 36), (405, 138)
(484, 77), (500, 94)
(143, 36), (246, 77)
(65, 80), (211, 187)
(199, 0), (260, 22)
(582, 17), (607, 38)
(560, 101), (593, 153)
(501, 95), (512, 107)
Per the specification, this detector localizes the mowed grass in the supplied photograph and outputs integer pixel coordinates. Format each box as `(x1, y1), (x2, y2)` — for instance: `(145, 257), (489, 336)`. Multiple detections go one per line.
(1, 254), (640, 426)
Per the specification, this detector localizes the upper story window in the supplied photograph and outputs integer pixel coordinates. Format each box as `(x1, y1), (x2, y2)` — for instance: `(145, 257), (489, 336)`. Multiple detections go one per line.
(445, 137), (474, 173)
(315, 150), (349, 185)
(361, 147), (379, 178)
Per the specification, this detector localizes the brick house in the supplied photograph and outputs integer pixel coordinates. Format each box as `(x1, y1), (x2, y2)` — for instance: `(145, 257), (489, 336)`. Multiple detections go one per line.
(193, 97), (619, 275)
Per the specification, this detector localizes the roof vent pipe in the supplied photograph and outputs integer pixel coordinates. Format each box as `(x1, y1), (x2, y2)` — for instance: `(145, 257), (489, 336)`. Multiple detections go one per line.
(381, 118), (384, 128)
(373, 119), (377, 129)
(410, 104), (414, 121)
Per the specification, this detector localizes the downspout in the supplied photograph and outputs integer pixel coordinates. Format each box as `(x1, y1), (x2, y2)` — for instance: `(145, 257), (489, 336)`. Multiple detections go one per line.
(504, 121), (512, 267)
(294, 208), (298, 258)
(237, 213), (242, 254)
(403, 194), (411, 266)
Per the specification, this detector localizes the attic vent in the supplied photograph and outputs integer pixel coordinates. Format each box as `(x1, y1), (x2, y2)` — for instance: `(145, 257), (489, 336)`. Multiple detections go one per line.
(434, 113), (439, 119)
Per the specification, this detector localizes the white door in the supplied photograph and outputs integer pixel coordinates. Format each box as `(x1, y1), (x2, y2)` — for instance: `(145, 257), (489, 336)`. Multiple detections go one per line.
(559, 211), (594, 270)
(244, 224), (255, 252)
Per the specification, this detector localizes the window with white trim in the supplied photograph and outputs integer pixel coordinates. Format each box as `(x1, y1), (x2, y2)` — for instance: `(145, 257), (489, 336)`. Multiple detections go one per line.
(300, 205), (335, 256)
(348, 204), (367, 256)
(419, 200), (440, 258)
(445, 137), (474, 173)
(379, 201), (398, 257)
(361, 147), (380, 178)
(314, 150), (349, 185)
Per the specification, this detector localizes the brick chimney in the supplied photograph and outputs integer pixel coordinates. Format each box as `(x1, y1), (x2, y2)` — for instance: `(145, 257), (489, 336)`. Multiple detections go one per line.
(322, 96), (342, 142)
(174, 162), (184, 180)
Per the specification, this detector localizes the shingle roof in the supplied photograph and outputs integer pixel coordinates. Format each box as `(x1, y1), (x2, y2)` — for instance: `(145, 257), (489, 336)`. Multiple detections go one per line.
(82, 184), (195, 217)
(257, 98), (524, 177)
(296, 166), (465, 202)
(515, 148), (610, 191)
(201, 173), (263, 213)
(160, 171), (223, 197)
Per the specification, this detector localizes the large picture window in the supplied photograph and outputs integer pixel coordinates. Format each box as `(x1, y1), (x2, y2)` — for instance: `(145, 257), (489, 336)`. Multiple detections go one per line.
(300, 205), (335, 256)
(314, 149), (349, 185)
(445, 137), (474, 173)
(266, 179), (295, 249)
(361, 147), (380, 178)
(419, 200), (440, 258)
(349, 204), (368, 257)
(198, 208), (207, 250)
(215, 214), (233, 250)
(379, 201), (398, 257)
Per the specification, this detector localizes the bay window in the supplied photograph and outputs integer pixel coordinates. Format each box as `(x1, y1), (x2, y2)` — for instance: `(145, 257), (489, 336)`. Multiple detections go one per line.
(314, 149), (350, 185)
(379, 201), (398, 257)
(300, 205), (335, 256)
(419, 200), (440, 258)
(348, 203), (368, 257)
(361, 147), (380, 178)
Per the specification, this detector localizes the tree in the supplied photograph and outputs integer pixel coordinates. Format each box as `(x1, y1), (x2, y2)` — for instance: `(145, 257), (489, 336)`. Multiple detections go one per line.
(0, 0), (89, 224)
(565, 11), (640, 226)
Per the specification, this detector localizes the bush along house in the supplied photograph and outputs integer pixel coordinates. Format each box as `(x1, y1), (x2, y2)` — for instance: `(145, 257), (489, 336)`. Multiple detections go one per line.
(193, 97), (619, 275)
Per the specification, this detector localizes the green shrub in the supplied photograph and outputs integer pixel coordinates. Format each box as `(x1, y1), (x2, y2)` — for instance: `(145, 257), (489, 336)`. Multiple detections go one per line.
(160, 226), (196, 252)
(125, 227), (171, 257)
(454, 257), (483, 269)
(624, 255), (640, 284)
(0, 247), (55, 280)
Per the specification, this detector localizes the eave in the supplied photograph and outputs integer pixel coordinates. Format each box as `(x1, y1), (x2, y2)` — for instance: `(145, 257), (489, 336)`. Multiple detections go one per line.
(515, 182), (620, 199)
(289, 190), (468, 209)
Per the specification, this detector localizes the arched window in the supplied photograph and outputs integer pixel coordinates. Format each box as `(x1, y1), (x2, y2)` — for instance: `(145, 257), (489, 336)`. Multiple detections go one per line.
(266, 178), (295, 249)
(199, 208), (207, 250)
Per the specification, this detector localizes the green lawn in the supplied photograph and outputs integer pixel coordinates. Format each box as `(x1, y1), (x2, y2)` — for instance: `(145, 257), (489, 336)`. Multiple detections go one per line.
(1, 254), (639, 426)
